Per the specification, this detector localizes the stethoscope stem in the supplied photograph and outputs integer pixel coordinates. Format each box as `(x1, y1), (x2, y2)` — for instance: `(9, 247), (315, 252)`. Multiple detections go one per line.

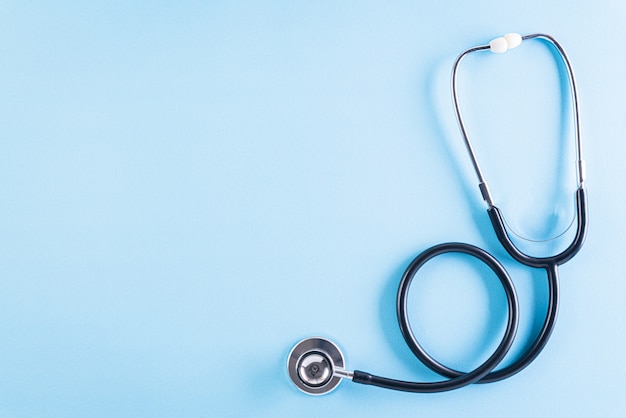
(333, 367), (354, 380)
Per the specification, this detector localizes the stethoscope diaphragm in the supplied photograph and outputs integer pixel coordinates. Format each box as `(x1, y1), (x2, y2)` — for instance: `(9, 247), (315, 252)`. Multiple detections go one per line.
(287, 337), (346, 395)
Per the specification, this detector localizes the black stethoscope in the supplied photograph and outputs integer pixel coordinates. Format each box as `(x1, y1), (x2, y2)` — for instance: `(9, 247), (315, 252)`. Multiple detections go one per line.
(287, 33), (588, 395)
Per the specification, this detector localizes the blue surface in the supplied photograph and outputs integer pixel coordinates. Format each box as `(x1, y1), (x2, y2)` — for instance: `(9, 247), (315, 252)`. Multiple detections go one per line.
(1, 1), (625, 416)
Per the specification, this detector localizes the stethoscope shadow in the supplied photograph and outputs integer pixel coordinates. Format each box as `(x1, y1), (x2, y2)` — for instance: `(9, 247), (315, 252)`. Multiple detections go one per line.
(377, 54), (555, 379)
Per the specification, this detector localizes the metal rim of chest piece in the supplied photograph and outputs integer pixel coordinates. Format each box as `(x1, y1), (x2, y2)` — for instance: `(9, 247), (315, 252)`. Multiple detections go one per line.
(287, 337), (345, 395)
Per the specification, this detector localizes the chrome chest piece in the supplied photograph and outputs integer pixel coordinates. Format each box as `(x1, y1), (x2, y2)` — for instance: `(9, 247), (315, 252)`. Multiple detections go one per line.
(287, 337), (351, 395)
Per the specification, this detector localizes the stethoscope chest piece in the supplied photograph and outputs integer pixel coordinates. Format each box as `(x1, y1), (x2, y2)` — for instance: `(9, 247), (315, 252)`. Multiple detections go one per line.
(287, 337), (346, 395)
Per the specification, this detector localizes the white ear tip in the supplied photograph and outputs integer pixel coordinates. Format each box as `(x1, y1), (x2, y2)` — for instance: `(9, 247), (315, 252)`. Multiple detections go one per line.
(489, 37), (508, 53)
(504, 33), (522, 49)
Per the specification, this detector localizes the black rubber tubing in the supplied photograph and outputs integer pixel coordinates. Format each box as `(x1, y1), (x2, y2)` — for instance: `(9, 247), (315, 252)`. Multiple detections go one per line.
(397, 261), (559, 384)
(353, 242), (523, 393)
(352, 188), (589, 392)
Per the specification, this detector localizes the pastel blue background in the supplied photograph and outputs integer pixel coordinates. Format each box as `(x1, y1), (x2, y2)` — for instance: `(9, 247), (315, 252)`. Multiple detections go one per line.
(1, 1), (624, 417)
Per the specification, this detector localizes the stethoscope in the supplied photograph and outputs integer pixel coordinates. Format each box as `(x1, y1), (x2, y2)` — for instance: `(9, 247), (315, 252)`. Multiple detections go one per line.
(287, 33), (588, 395)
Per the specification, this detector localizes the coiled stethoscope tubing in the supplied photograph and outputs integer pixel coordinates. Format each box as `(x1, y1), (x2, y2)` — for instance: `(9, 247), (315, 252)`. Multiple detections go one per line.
(287, 33), (588, 395)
